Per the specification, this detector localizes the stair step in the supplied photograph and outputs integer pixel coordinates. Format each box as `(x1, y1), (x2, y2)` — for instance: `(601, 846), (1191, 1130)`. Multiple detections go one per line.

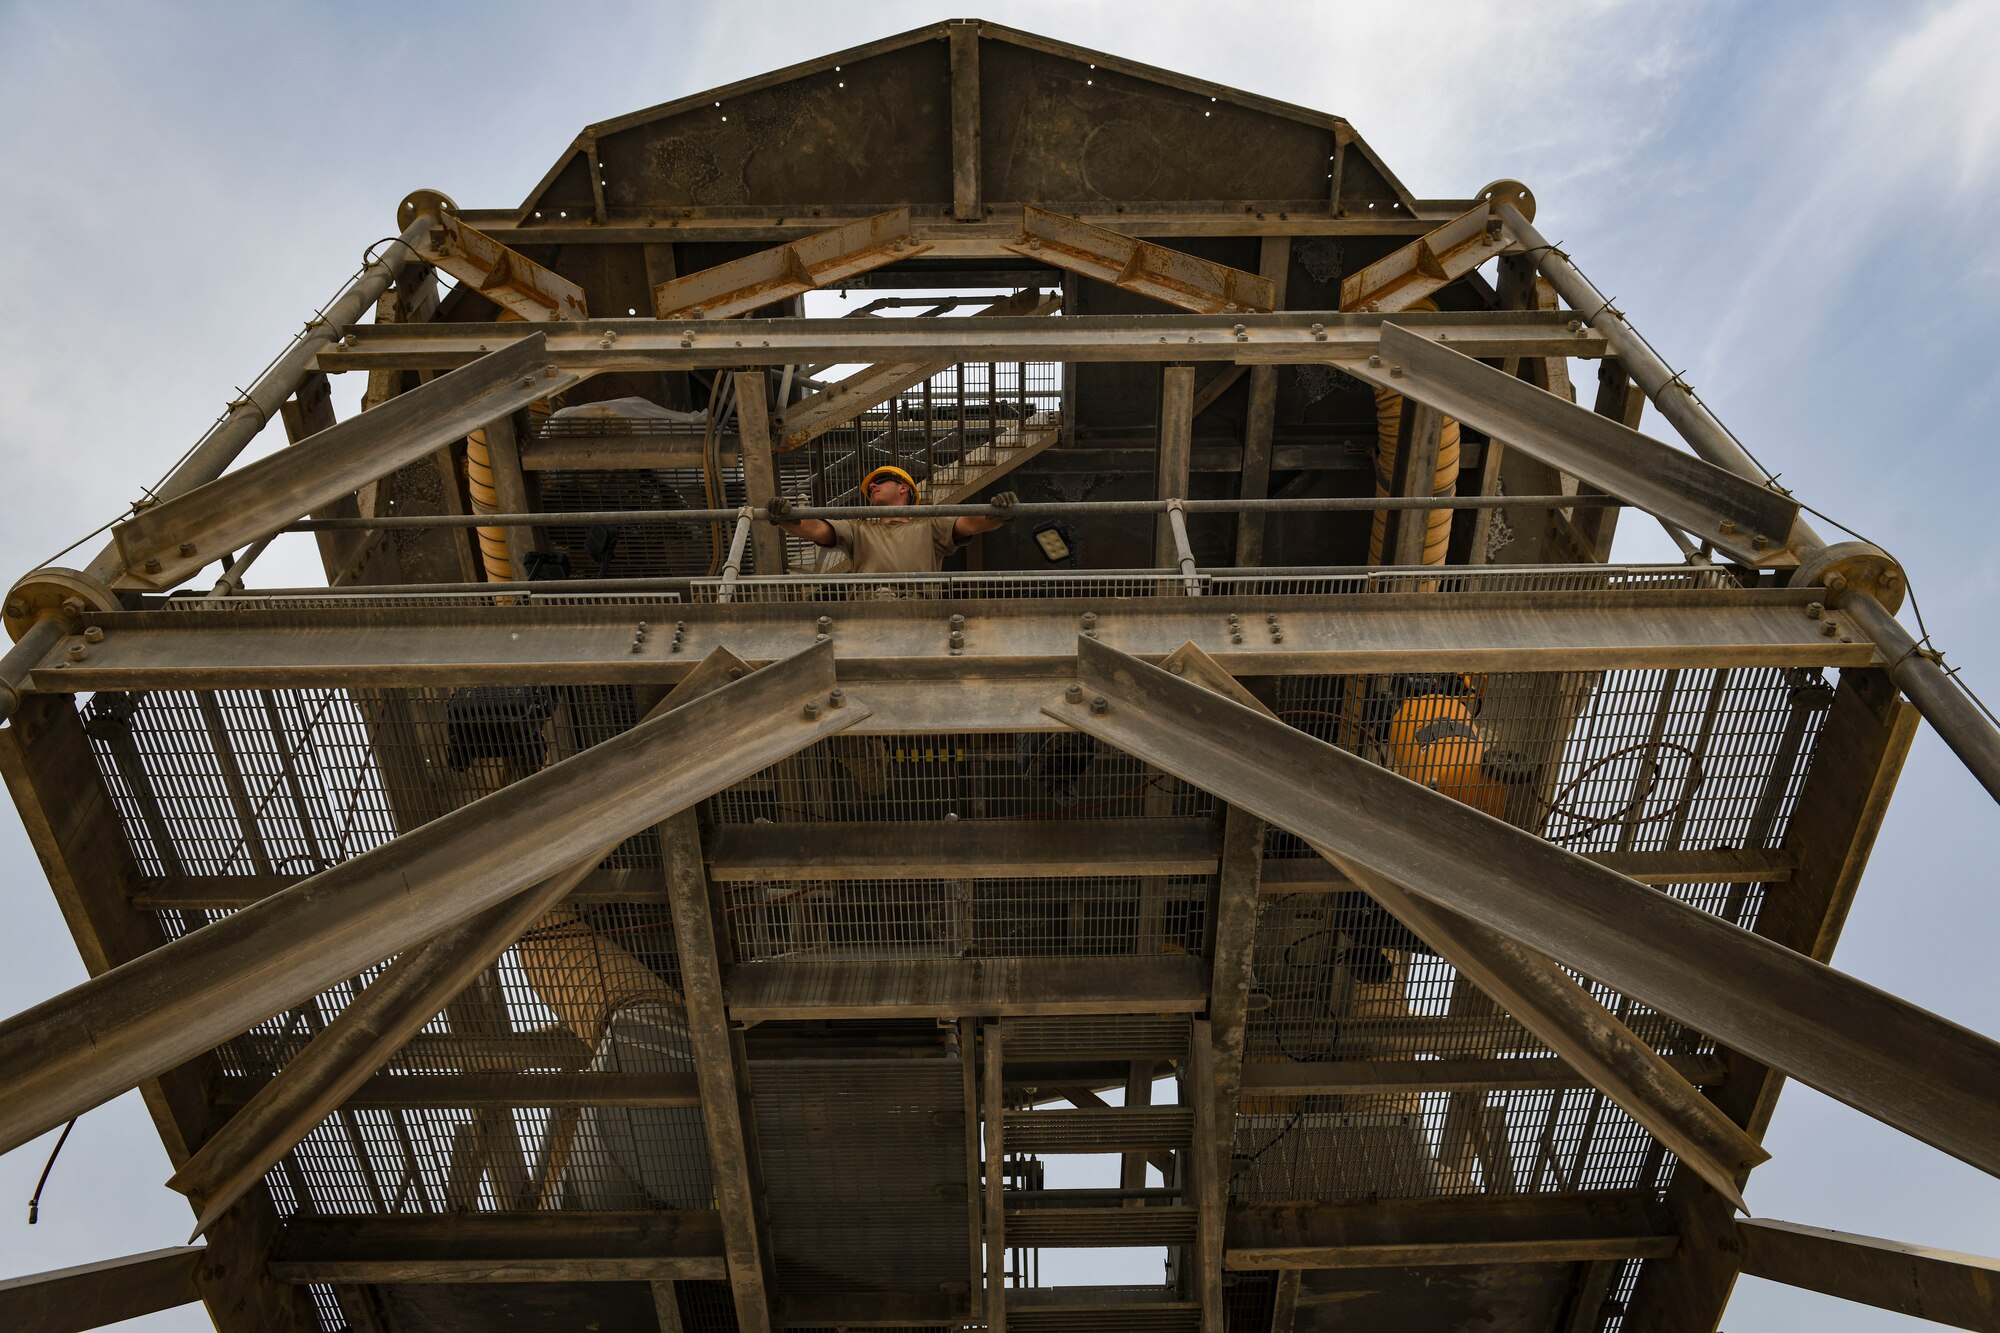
(1005, 1205), (1198, 1248)
(1004, 1016), (1189, 1064)
(1005, 1107), (1194, 1153)
(1010, 1288), (1200, 1333)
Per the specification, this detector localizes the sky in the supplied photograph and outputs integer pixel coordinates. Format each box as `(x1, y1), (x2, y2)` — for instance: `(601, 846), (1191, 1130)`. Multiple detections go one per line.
(2, 1), (1998, 1329)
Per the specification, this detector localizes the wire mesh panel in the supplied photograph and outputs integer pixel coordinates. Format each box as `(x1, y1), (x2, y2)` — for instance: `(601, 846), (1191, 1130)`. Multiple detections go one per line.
(752, 1058), (971, 1309)
(81, 684), (659, 882)
(724, 876), (1209, 961)
(536, 465), (750, 578)
(170, 897), (715, 1220)
(704, 733), (1213, 825)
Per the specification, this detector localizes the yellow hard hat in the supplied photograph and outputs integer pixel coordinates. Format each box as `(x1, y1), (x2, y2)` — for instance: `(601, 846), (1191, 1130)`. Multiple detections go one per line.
(860, 465), (919, 499)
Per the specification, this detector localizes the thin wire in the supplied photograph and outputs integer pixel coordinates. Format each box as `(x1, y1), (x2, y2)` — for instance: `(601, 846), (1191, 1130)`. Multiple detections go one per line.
(26, 1118), (77, 1224)
(1546, 238), (1999, 735)
(29, 237), (415, 573)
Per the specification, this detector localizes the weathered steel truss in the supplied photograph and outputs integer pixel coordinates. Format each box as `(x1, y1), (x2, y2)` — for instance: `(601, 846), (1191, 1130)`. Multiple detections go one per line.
(3, 19), (1999, 1333)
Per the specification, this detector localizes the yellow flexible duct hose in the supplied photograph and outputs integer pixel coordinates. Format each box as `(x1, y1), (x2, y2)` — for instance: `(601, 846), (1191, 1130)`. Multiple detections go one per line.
(465, 309), (558, 583)
(515, 906), (685, 1046)
(465, 427), (514, 581)
(1366, 299), (1462, 567)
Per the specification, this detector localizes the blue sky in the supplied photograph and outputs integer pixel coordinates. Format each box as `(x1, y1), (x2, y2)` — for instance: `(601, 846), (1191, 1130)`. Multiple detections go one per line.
(2, 2), (1997, 1328)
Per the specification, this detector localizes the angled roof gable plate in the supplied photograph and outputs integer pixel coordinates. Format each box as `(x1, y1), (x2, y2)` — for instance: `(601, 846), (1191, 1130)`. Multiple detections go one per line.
(518, 20), (1415, 220)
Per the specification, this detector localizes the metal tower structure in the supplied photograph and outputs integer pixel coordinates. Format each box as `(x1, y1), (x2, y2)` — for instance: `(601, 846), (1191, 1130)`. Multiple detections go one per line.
(3, 19), (1999, 1333)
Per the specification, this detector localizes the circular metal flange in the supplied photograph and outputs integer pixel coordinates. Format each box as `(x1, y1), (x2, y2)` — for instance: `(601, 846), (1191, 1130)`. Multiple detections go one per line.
(1790, 540), (1905, 614)
(398, 189), (458, 229)
(1477, 178), (1536, 224)
(5, 566), (121, 643)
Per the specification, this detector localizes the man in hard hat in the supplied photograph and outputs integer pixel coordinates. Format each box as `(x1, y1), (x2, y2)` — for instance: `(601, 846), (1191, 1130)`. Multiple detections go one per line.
(766, 465), (1015, 573)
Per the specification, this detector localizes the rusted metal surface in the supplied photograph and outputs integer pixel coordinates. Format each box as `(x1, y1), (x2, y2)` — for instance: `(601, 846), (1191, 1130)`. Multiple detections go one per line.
(1004, 206), (1275, 313)
(413, 211), (588, 321)
(652, 207), (930, 319)
(1339, 183), (1530, 314)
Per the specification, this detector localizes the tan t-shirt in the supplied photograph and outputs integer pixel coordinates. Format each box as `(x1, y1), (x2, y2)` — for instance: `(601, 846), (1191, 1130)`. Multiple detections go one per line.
(827, 516), (963, 573)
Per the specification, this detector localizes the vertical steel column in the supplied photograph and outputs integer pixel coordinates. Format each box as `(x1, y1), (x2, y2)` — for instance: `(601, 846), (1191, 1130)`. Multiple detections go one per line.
(1155, 366), (1195, 568)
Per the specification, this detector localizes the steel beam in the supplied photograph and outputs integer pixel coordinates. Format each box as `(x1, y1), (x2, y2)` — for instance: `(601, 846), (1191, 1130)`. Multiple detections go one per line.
(1327, 855), (1764, 1210)
(1225, 1194), (1674, 1271)
(110, 334), (579, 591)
(1238, 1054), (1726, 1097)
(1346, 325), (1799, 566)
(166, 650), (747, 1236)
(125, 839), (1786, 908)
(664, 811), (777, 1333)
(0, 1246), (204, 1333)
(949, 22), (982, 220)
(1155, 366), (1195, 567)
(1002, 207), (1275, 314)
(1734, 1218), (2000, 1331)
(316, 310), (1606, 372)
(412, 211), (588, 321)
(212, 1071), (701, 1110)
(1233, 237), (1292, 566)
(734, 372), (785, 575)
(75, 216), (426, 587)
(31, 588), (1873, 694)
(1340, 194), (1518, 314)
(1160, 639), (1762, 1208)
(0, 641), (863, 1154)
(1051, 637), (2000, 1180)
(267, 1211), (727, 1284)
(652, 208), (929, 319)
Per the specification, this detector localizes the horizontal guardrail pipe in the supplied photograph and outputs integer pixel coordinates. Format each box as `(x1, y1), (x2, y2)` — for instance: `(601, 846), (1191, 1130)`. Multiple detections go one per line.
(283, 493), (1621, 532)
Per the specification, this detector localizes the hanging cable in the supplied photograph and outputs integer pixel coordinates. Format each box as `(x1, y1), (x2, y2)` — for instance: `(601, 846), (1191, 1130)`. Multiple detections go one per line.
(26, 1117), (77, 1224)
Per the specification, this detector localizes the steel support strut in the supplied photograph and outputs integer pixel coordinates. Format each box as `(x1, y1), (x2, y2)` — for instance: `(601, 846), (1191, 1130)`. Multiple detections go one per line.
(1500, 200), (2000, 803)
(166, 649), (753, 1237)
(0, 641), (865, 1155)
(1047, 637), (2000, 1179)
(109, 334), (579, 592)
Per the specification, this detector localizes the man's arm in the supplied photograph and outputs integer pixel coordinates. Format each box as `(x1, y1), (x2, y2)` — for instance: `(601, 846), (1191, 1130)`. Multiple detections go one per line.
(766, 498), (838, 548)
(952, 491), (1017, 541)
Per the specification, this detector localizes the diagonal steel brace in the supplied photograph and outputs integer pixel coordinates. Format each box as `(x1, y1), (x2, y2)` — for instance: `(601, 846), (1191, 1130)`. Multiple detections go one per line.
(0, 640), (864, 1155)
(1048, 635), (2000, 1180)
(110, 333), (578, 592)
(165, 647), (754, 1237)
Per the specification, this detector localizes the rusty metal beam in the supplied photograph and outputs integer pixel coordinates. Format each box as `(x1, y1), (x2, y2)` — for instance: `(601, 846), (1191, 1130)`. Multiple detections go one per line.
(949, 22), (982, 220)
(0, 642), (861, 1154)
(1340, 190), (1521, 313)
(267, 1211), (726, 1284)
(412, 210), (587, 321)
(1052, 636), (2000, 1180)
(1734, 1217), (2000, 1330)
(1232, 236), (1291, 566)
(110, 334), (578, 592)
(1002, 206), (1274, 314)
(0, 1246), (204, 1333)
(652, 208), (930, 319)
(1238, 1054), (1726, 1097)
(1225, 1194), (1674, 1271)
(664, 811), (777, 1333)
(1346, 325), (1800, 566)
